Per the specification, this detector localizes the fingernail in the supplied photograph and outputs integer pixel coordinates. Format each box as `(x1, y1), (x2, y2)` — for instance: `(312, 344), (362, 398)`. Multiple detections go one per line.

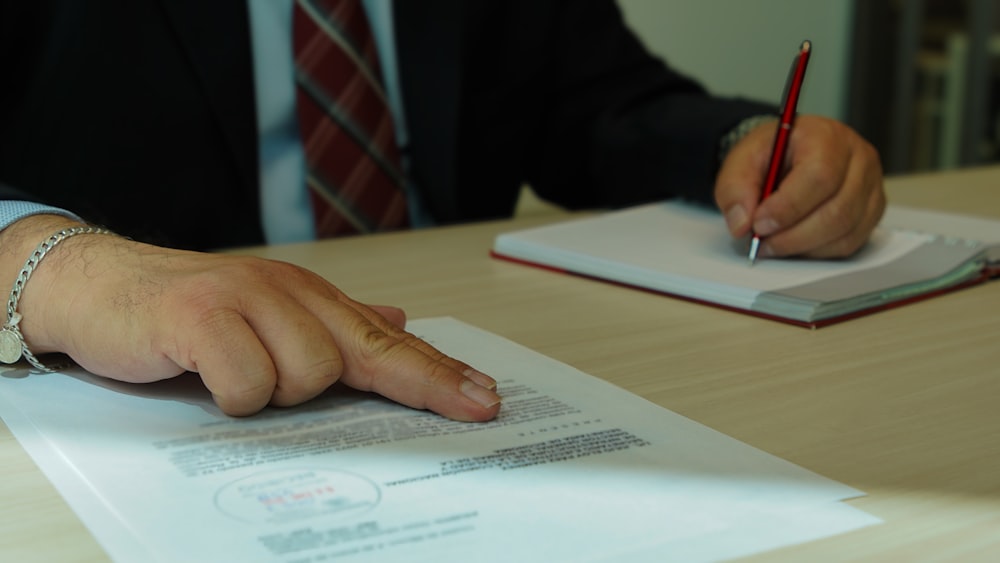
(725, 204), (749, 232)
(461, 379), (502, 409)
(753, 217), (780, 237)
(463, 368), (497, 390)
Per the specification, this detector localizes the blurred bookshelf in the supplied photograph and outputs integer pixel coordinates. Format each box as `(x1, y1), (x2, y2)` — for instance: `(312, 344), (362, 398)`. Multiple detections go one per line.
(619, 0), (999, 174)
(849, 0), (1000, 173)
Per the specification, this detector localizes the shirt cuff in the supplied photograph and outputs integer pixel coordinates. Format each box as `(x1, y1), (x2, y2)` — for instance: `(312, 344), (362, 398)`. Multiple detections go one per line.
(0, 201), (83, 232)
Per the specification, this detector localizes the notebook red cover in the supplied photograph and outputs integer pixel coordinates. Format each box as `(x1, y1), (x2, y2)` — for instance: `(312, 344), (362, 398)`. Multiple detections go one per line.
(489, 250), (993, 329)
(489, 201), (997, 329)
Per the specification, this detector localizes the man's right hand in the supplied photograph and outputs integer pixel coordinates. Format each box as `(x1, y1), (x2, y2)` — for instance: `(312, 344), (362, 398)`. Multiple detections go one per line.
(1, 215), (501, 422)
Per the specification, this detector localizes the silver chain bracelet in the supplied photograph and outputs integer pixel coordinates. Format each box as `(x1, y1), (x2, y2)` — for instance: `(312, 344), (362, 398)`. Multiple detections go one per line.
(0, 226), (117, 372)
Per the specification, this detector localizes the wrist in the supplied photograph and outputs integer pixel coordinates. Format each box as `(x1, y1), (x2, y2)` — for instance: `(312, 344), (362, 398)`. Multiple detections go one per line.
(0, 216), (98, 362)
(718, 114), (779, 163)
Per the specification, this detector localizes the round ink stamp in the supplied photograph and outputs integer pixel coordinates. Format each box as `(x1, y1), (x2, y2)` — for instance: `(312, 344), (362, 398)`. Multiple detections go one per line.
(214, 468), (381, 524)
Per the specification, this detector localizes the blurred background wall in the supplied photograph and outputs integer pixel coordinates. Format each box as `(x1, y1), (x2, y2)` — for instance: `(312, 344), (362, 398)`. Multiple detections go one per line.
(617, 0), (1000, 174)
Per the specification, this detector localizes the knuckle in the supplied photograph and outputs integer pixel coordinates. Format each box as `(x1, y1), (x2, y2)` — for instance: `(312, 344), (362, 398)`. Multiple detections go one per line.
(782, 195), (809, 220)
(765, 193), (807, 228)
(273, 357), (343, 405)
(820, 199), (852, 231)
(200, 257), (312, 293)
(351, 324), (408, 389)
(357, 322), (397, 356)
(354, 326), (456, 390)
(294, 357), (343, 388)
(186, 304), (242, 342)
(422, 361), (460, 388)
(807, 161), (842, 193)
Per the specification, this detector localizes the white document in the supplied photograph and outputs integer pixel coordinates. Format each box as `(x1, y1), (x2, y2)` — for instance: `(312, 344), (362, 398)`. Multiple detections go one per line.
(0, 318), (879, 562)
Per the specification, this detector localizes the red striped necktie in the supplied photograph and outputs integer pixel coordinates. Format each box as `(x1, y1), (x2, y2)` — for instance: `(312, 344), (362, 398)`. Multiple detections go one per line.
(293, 0), (410, 237)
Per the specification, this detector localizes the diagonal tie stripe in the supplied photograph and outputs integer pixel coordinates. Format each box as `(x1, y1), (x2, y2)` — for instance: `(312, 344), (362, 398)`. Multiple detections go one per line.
(295, 0), (388, 104)
(293, 0), (409, 237)
(295, 69), (405, 187)
(298, 92), (408, 233)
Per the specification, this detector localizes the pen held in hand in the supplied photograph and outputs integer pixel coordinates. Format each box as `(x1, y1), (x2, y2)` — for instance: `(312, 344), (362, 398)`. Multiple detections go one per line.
(748, 39), (812, 266)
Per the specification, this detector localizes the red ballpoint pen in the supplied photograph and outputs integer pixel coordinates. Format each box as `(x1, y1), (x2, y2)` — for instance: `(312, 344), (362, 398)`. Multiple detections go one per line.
(748, 39), (812, 265)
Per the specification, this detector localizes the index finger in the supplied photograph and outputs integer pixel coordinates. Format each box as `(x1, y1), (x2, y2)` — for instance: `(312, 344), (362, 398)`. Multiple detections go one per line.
(303, 291), (502, 422)
(751, 155), (846, 240)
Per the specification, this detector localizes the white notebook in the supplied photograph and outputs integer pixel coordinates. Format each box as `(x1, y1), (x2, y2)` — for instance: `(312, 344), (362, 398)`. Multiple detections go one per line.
(491, 200), (998, 327)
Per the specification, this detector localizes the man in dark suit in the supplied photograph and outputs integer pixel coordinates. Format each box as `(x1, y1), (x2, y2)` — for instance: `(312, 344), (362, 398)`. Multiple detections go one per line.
(0, 1), (884, 421)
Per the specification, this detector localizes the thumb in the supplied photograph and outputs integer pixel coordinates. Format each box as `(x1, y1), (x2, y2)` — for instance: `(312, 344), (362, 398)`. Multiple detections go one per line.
(714, 121), (776, 238)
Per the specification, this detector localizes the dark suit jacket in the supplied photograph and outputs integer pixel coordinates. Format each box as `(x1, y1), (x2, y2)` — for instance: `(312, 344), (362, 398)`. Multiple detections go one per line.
(0, 0), (772, 250)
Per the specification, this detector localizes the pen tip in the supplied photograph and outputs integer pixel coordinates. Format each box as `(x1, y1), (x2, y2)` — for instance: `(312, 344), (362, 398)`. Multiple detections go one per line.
(747, 236), (761, 266)
(801, 40), (812, 53)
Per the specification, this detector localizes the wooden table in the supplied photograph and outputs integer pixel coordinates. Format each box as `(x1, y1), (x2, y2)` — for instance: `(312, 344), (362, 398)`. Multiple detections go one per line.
(2, 165), (998, 561)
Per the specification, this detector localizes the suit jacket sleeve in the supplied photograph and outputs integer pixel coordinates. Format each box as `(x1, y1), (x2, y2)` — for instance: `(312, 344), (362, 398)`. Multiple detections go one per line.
(416, 0), (776, 221)
(526, 1), (776, 209)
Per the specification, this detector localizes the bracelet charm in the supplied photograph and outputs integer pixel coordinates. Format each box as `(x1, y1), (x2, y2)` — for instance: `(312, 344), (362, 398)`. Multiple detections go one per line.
(0, 318), (23, 364)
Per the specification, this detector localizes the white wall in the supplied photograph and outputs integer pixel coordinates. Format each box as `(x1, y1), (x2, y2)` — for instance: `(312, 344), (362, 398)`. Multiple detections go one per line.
(617, 0), (854, 120)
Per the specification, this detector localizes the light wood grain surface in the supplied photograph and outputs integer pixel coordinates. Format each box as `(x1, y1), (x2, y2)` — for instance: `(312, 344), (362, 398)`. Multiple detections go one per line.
(2, 165), (998, 562)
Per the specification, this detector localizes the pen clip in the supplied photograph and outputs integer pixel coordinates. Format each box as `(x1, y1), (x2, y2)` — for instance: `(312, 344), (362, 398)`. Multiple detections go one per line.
(777, 40), (812, 119)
